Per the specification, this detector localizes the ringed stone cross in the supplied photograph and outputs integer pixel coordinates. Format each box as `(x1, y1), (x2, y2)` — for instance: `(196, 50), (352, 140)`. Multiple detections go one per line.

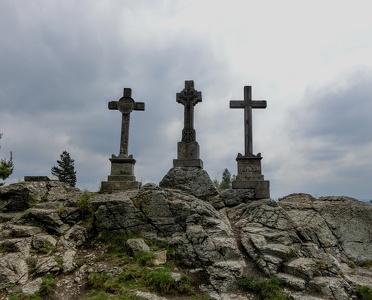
(230, 86), (267, 156)
(108, 88), (145, 157)
(176, 80), (202, 143)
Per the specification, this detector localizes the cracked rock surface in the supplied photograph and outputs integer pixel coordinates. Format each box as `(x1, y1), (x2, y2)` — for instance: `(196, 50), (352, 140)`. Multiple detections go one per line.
(0, 181), (371, 300)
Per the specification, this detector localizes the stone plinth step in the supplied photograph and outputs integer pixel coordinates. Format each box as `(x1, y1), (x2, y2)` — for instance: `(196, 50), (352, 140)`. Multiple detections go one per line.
(231, 180), (270, 198)
(173, 159), (203, 168)
(100, 181), (141, 193)
(108, 175), (136, 181)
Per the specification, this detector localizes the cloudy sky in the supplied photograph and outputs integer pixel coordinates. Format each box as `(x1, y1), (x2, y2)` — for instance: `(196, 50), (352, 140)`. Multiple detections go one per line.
(1, 0), (372, 200)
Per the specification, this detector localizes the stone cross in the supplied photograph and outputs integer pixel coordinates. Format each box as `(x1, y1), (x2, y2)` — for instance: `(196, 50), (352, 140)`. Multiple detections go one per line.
(176, 81), (202, 142)
(230, 86), (266, 156)
(108, 88), (145, 157)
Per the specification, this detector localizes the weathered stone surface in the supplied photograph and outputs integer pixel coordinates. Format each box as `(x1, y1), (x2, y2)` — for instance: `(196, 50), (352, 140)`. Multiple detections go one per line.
(0, 181), (79, 213)
(28, 208), (70, 234)
(126, 238), (150, 256)
(153, 250), (167, 266)
(62, 249), (77, 273)
(32, 234), (57, 251)
(279, 193), (372, 264)
(0, 253), (28, 288)
(308, 277), (350, 300)
(59, 224), (87, 249)
(1, 224), (42, 239)
(92, 194), (156, 234)
(34, 256), (60, 274)
(21, 277), (42, 295)
(284, 257), (319, 280)
(159, 167), (218, 199)
(277, 272), (306, 291)
(0, 185), (31, 212)
(0, 181), (371, 300)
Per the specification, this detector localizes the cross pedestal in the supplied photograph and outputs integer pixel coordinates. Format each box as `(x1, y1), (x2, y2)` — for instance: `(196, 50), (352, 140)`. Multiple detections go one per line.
(230, 86), (270, 198)
(231, 154), (270, 198)
(101, 87), (145, 192)
(173, 80), (203, 168)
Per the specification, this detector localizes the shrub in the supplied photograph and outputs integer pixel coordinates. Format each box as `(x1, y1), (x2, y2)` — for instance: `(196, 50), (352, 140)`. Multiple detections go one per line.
(145, 268), (176, 294)
(237, 276), (289, 300)
(357, 285), (372, 300)
(38, 274), (56, 296)
(51, 150), (77, 187)
(76, 192), (94, 227)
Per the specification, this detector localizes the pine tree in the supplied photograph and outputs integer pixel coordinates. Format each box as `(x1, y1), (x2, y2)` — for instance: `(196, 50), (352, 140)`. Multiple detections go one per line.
(219, 168), (232, 190)
(0, 133), (14, 186)
(214, 168), (235, 191)
(51, 151), (77, 187)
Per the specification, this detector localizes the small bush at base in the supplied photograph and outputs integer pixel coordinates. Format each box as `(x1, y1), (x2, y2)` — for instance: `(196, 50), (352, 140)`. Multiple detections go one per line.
(145, 268), (176, 294)
(39, 274), (56, 296)
(237, 276), (289, 300)
(357, 285), (372, 300)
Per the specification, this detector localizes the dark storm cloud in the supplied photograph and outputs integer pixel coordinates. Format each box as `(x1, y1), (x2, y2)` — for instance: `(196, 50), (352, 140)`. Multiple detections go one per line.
(280, 67), (372, 199)
(0, 0), (234, 189)
(290, 67), (372, 157)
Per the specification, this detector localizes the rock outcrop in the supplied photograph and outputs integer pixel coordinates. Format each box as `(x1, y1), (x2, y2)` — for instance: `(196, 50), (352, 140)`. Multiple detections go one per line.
(0, 180), (371, 300)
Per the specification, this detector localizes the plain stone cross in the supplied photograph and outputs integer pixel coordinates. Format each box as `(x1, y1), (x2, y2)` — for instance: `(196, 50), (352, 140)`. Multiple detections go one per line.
(176, 80), (202, 142)
(108, 88), (145, 157)
(230, 86), (267, 156)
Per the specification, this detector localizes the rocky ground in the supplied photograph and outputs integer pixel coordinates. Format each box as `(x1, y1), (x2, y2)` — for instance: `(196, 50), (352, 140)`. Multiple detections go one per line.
(0, 169), (371, 299)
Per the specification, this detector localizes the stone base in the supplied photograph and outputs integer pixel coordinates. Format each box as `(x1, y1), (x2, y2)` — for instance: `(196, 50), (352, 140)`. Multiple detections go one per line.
(173, 159), (203, 168)
(235, 153), (264, 181)
(173, 141), (203, 167)
(231, 180), (270, 198)
(177, 141), (200, 159)
(109, 156), (136, 176)
(100, 155), (141, 192)
(108, 175), (136, 181)
(100, 180), (141, 192)
(24, 176), (50, 182)
(232, 153), (270, 198)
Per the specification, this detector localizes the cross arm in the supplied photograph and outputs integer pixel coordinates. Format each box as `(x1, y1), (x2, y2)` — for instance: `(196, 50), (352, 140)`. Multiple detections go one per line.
(251, 100), (267, 109)
(108, 101), (118, 110)
(134, 102), (145, 111)
(230, 100), (245, 108)
(229, 100), (267, 109)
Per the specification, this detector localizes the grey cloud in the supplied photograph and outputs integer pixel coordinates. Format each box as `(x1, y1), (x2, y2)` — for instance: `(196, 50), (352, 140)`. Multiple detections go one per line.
(291, 67), (372, 148)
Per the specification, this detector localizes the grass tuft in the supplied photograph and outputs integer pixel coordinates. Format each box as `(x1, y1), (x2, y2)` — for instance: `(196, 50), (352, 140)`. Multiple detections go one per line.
(237, 276), (289, 300)
(357, 285), (372, 300)
(38, 274), (56, 296)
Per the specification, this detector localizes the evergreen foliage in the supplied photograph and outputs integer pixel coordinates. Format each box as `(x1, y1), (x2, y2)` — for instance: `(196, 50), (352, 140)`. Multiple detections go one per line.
(51, 151), (77, 187)
(0, 133), (14, 186)
(214, 168), (235, 190)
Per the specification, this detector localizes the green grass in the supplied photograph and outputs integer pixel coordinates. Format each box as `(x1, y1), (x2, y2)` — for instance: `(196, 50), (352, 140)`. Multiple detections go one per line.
(85, 232), (196, 298)
(38, 274), (56, 296)
(237, 276), (289, 300)
(357, 285), (372, 300)
(87, 265), (194, 297)
(81, 230), (210, 299)
(362, 261), (372, 268)
(76, 192), (95, 228)
(85, 290), (145, 300)
(31, 241), (55, 254)
(8, 274), (55, 300)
